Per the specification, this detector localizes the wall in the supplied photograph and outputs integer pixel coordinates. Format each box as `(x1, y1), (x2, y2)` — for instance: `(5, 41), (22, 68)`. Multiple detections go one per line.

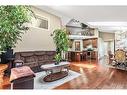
(99, 32), (115, 41)
(115, 31), (127, 50)
(14, 7), (61, 52)
(98, 38), (105, 59)
(98, 32), (115, 58)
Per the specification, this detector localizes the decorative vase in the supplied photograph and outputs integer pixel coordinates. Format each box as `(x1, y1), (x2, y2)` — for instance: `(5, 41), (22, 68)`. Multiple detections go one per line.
(54, 62), (59, 65)
(1, 48), (14, 64)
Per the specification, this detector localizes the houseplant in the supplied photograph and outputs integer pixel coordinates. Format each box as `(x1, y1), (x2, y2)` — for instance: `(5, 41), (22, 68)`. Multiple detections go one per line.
(0, 5), (33, 63)
(52, 28), (69, 65)
(54, 53), (62, 65)
(80, 23), (88, 29)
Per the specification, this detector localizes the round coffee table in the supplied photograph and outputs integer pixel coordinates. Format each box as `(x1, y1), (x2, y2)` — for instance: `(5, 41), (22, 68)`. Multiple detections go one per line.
(43, 71), (68, 82)
(41, 62), (70, 82)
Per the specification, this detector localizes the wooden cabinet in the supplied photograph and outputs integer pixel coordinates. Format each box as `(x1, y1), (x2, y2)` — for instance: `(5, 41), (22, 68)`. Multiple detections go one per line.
(66, 51), (98, 62)
(83, 39), (91, 48)
(71, 52), (82, 62)
(83, 51), (98, 60)
(91, 51), (98, 59)
(83, 38), (98, 48)
(92, 38), (97, 48)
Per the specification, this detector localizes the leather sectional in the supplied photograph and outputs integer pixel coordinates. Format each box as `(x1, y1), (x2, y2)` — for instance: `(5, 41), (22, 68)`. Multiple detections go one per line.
(15, 51), (56, 72)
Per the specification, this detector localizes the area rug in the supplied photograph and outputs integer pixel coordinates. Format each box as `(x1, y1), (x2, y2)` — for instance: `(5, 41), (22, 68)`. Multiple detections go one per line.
(34, 70), (81, 89)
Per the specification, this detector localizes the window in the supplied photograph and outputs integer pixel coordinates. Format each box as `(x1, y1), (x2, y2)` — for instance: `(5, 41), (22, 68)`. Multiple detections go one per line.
(31, 15), (49, 30)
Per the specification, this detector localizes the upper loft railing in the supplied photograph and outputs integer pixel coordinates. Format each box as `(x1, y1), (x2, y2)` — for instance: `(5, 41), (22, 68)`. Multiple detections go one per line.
(66, 25), (96, 36)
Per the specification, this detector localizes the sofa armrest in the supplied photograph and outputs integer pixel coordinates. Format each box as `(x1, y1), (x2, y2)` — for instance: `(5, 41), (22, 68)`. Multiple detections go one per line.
(14, 59), (24, 67)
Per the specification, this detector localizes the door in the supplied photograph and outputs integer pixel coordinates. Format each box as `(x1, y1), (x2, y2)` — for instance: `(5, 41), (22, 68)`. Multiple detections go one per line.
(75, 41), (80, 51)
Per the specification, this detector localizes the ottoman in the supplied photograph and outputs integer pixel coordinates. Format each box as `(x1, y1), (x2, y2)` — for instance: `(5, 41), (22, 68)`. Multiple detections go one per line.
(10, 66), (35, 89)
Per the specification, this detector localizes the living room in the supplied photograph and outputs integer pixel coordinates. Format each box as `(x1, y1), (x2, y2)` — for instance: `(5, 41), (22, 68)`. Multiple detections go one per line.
(1, 5), (127, 92)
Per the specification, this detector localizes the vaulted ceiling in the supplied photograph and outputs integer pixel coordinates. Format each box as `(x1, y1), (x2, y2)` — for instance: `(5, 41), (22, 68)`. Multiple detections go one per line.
(37, 6), (127, 32)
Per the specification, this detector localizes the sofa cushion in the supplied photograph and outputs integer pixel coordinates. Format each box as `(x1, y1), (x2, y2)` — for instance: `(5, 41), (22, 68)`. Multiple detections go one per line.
(23, 62), (38, 68)
(25, 56), (36, 63)
(49, 55), (55, 60)
(37, 55), (45, 61)
(38, 61), (47, 66)
(34, 52), (46, 56)
(46, 52), (55, 56)
(21, 53), (34, 57)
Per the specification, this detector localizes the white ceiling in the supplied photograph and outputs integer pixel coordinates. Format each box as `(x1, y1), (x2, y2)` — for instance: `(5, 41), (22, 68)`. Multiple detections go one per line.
(37, 6), (127, 32)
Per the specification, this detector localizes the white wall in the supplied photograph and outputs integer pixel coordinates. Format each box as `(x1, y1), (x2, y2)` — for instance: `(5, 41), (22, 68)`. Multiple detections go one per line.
(98, 32), (115, 58)
(103, 42), (108, 56)
(36, 6), (71, 26)
(99, 32), (115, 41)
(14, 7), (61, 52)
(110, 41), (114, 54)
(115, 31), (127, 51)
(98, 38), (105, 59)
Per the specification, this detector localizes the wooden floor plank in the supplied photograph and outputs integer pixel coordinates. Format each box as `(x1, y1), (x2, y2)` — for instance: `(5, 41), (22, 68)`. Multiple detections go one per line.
(1, 58), (127, 89)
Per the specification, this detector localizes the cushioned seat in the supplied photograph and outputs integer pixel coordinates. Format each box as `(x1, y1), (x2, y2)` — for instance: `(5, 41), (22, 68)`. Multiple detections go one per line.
(15, 51), (56, 72)
(111, 49), (127, 69)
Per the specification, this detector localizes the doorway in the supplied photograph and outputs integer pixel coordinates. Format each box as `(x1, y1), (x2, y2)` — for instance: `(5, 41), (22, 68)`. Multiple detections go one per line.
(104, 41), (114, 57)
(75, 41), (80, 51)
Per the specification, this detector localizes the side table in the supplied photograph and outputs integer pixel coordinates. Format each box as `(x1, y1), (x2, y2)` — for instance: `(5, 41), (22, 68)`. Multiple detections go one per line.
(10, 66), (35, 89)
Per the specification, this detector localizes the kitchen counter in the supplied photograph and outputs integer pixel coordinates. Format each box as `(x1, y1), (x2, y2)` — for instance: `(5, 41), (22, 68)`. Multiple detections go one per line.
(67, 50), (98, 62)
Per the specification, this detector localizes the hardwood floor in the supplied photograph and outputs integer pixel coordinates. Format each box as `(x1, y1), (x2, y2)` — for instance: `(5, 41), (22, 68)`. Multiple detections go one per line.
(2, 57), (127, 89)
(54, 58), (127, 89)
(0, 76), (10, 89)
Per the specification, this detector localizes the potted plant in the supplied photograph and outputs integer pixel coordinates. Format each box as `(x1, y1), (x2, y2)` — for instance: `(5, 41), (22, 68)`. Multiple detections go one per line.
(52, 28), (69, 65)
(80, 23), (88, 29)
(0, 5), (33, 63)
(54, 53), (62, 65)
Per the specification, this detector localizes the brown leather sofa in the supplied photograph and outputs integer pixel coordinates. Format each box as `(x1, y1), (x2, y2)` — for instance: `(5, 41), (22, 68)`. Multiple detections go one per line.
(14, 51), (56, 72)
